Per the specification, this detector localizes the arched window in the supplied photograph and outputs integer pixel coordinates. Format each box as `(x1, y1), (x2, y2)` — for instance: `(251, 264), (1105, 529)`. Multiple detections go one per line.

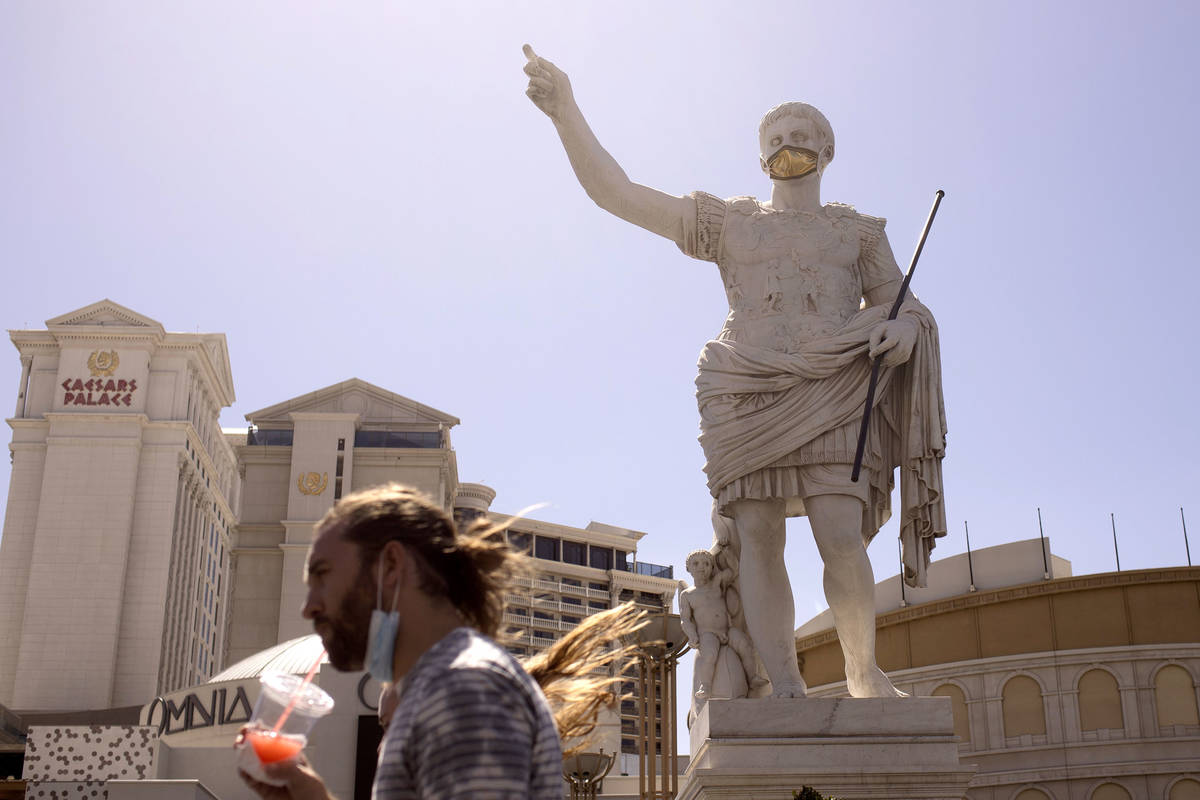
(1169, 778), (1200, 800)
(931, 683), (970, 743)
(1078, 669), (1123, 731)
(1089, 783), (1130, 800)
(1014, 789), (1050, 800)
(1155, 665), (1200, 728)
(1002, 675), (1046, 738)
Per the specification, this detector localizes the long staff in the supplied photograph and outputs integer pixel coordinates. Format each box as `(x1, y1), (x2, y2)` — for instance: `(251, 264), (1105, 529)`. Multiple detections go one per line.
(850, 189), (944, 482)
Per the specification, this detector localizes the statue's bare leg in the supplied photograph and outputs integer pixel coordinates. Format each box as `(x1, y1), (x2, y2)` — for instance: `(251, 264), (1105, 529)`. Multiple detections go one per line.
(728, 498), (807, 698)
(805, 493), (905, 698)
(695, 631), (720, 698)
(727, 628), (769, 689)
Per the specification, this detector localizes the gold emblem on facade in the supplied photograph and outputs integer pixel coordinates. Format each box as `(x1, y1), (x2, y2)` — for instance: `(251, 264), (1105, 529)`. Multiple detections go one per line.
(87, 350), (120, 377)
(297, 472), (329, 496)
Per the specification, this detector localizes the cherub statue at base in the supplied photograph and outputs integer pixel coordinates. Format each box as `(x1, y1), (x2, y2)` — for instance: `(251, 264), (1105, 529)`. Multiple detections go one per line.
(680, 546), (764, 702)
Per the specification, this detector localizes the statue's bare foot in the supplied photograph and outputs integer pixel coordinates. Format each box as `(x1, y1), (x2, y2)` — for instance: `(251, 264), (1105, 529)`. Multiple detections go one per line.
(769, 680), (807, 699)
(847, 665), (907, 698)
(749, 675), (769, 690)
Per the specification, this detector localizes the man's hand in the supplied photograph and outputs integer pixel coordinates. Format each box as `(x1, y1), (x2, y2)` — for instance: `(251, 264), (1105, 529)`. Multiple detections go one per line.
(235, 727), (335, 800)
(868, 319), (917, 367)
(523, 44), (575, 123)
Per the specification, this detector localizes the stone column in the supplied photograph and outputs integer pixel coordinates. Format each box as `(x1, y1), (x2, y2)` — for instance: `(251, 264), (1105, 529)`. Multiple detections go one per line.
(14, 354), (32, 417)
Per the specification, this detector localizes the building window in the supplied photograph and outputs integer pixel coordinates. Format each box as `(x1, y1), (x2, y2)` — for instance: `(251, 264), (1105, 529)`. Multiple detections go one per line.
(562, 596), (582, 607)
(1001, 675), (1046, 738)
(533, 630), (555, 641)
(509, 531), (532, 554)
(534, 536), (559, 562)
(1169, 779), (1200, 800)
(336, 438), (345, 451)
(563, 615), (581, 625)
(1090, 783), (1132, 800)
(353, 430), (440, 448)
(1078, 669), (1123, 732)
(931, 684), (970, 743)
(589, 547), (613, 571)
(247, 428), (293, 446)
(638, 591), (662, 606)
(510, 607), (527, 616)
(562, 540), (586, 566)
(590, 582), (608, 592)
(616, 550), (629, 571)
(561, 577), (581, 587)
(588, 601), (607, 611)
(1155, 664), (1200, 728)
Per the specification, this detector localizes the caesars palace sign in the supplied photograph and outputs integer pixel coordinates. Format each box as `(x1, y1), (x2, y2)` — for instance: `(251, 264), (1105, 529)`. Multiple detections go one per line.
(61, 350), (139, 407)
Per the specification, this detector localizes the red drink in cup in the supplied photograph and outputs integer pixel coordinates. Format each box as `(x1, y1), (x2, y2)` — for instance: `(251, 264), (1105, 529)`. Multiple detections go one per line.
(236, 671), (334, 786)
(245, 728), (306, 763)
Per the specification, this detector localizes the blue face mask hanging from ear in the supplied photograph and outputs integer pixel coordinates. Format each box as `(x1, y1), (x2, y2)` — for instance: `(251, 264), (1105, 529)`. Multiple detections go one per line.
(364, 556), (403, 685)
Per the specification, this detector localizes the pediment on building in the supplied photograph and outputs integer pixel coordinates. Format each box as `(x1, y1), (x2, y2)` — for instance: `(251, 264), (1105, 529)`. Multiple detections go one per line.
(244, 378), (460, 427)
(46, 299), (165, 333)
(199, 333), (236, 406)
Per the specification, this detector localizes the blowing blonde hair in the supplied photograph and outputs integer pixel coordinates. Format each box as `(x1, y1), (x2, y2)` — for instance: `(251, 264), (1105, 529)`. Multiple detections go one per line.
(324, 484), (648, 752)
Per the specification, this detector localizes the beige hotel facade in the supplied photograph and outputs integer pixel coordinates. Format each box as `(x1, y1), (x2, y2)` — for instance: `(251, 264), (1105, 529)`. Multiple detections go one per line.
(0, 300), (679, 799)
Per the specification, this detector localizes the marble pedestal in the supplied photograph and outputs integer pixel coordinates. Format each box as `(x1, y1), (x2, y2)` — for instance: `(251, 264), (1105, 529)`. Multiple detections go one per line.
(680, 698), (975, 800)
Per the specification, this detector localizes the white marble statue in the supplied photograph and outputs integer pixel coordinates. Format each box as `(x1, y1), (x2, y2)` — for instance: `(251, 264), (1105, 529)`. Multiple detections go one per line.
(679, 538), (764, 702)
(524, 45), (948, 699)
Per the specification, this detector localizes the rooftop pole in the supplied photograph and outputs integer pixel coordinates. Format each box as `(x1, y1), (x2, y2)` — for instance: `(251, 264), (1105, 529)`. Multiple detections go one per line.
(1111, 513), (1121, 572)
(1183, 507), (1192, 567)
(964, 520), (976, 592)
(1036, 507), (1050, 580)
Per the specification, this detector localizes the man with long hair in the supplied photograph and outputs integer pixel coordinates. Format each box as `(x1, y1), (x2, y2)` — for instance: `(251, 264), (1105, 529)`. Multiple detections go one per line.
(239, 484), (565, 799)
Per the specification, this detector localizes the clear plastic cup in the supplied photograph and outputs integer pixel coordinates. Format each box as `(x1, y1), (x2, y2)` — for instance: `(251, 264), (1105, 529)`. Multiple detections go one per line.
(236, 672), (335, 786)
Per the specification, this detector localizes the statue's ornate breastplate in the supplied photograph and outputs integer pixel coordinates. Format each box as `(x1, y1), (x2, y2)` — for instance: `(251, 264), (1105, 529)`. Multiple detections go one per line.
(717, 202), (863, 352)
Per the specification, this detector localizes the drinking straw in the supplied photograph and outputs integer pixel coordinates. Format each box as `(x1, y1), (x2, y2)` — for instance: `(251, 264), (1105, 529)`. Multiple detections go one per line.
(271, 649), (326, 733)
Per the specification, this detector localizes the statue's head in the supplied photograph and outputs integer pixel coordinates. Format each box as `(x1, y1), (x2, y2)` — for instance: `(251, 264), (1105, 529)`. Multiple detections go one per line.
(758, 102), (835, 182)
(685, 549), (716, 580)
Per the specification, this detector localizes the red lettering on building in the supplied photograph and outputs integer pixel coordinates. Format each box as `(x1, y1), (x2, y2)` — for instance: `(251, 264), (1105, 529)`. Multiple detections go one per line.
(61, 376), (139, 407)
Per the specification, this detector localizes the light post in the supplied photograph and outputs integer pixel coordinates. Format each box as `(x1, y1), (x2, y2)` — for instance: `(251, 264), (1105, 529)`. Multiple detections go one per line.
(563, 748), (615, 800)
(632, 610), (689, 800)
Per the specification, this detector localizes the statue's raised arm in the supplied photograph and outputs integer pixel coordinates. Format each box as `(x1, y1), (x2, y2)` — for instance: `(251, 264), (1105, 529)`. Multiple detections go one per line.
(523, 45), (694, 246)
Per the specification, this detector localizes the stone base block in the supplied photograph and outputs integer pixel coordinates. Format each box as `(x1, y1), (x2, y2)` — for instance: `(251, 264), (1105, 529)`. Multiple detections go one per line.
(680, 697), (975, 800)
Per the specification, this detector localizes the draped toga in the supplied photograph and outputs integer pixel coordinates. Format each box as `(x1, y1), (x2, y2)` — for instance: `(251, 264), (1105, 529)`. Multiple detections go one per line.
(677, 192), (948, 587)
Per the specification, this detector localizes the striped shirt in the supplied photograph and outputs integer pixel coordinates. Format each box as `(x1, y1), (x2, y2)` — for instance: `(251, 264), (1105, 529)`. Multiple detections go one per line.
(373, 627), (563, 800)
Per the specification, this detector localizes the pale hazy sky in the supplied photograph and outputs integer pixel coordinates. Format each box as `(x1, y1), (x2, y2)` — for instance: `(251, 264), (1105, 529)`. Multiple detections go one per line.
(3, 0), (1198, 742)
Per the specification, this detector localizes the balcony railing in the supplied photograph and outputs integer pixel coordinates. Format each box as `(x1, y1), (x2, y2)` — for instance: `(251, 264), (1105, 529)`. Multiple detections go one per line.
(620, 560), (674, 579)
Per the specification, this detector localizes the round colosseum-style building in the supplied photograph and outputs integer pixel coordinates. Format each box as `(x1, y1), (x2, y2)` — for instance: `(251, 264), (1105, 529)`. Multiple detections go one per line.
(795, 538), (1200, 800)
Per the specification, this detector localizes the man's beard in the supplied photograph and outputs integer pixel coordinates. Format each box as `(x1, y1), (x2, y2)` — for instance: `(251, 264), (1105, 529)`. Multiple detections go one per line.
(315, 571), (375, 671)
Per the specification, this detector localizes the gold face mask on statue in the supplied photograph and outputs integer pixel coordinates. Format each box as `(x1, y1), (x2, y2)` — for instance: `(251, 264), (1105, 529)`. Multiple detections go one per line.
(762, 146), (820, 180)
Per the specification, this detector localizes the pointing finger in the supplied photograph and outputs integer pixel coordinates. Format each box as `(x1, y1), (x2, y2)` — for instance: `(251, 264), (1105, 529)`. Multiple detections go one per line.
(522, 60), (549, 79)
(522, 43), (537, 61)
